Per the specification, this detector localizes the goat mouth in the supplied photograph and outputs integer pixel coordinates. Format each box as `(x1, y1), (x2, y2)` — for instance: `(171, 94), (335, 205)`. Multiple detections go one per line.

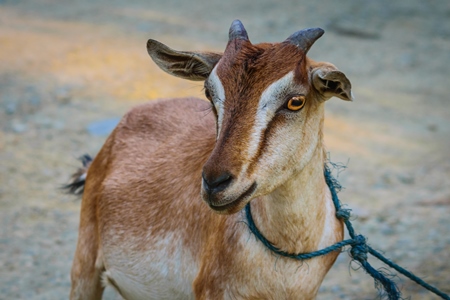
(209, 182), (257, 213)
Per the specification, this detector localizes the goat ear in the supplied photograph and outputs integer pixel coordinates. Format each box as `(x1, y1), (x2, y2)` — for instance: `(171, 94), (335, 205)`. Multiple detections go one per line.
(147, 39), (222, 81)
(311, 64), (353, 101)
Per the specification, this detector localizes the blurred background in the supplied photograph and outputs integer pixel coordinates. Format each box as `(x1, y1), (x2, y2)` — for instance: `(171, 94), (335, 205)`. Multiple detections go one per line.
(1, 0), (449, 299)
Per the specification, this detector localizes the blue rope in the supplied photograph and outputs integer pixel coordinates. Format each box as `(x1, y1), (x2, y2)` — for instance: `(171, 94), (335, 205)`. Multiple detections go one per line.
(244, 164), (450, 300)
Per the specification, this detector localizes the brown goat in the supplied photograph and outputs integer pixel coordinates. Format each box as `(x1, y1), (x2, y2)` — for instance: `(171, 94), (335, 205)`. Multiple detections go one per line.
(67, 20), (353, 300)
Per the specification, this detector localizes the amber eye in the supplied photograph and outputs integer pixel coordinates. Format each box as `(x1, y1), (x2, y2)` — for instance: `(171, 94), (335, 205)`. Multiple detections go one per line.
(286, 96), (306, 111)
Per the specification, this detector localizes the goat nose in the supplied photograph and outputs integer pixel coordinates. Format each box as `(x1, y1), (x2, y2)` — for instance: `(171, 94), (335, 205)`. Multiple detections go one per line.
(202, 172), (233, 194)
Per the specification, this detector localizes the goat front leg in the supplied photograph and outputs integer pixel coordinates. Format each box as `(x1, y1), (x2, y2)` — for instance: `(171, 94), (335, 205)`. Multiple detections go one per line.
(70, 205), (104, 300)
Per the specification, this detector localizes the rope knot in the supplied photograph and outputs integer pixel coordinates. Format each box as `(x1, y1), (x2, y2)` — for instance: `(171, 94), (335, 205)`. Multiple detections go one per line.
(336, 208), (351, 221)
(350, 235), (368, 262)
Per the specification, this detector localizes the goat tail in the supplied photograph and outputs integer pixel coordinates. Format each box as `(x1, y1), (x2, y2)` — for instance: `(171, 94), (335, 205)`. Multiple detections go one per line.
(63, 154), (93, 195)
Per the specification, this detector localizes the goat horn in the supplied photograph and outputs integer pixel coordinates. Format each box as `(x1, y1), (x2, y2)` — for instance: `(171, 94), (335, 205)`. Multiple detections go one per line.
(285, 28), (324, 53)
(229, 19), (249, 42)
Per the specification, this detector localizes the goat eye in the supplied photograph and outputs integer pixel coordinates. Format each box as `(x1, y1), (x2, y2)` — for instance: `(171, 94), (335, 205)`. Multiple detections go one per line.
(205, 88), (212, 100)
(286, 96), (306, 111)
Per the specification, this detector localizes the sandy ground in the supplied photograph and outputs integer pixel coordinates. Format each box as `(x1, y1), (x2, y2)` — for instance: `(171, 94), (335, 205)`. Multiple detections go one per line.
(1, 0), (449, 299)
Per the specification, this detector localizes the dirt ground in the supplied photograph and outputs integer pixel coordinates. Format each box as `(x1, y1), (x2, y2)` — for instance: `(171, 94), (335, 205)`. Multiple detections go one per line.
(1, 0), (449, 299)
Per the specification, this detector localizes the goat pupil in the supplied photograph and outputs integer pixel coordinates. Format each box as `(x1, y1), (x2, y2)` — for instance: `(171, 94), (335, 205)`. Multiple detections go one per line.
(291, 99), (303, 106)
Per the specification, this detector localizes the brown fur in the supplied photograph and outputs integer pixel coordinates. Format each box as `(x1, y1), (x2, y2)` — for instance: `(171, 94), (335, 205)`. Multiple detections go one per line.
(204, 41), (307, 179)
(69, 22), (353, 300)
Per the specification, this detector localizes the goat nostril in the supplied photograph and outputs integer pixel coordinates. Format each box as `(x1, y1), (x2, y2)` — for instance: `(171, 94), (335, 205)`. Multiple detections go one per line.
(214, 173), (232, 186)
(202, 172), (233, 193)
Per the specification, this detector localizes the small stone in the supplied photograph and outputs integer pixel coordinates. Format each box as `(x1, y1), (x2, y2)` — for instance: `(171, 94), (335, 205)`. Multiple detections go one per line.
(54, 86), (72, 103)
(27, 94), (41, 107)
(427, 124), (438, 132)
(380, 224), (395, 235)
(4, 101), (17, 115)
(398, 53), (417, 69)
(86, 118), (120, 136)
(327, 16), (381, 40)
(330, 285), (342, 293)
(11, 121), (27, 133)
(397, 174), (414, 185)
(25, 86), (42, 107)
(32, 116), (62, 130)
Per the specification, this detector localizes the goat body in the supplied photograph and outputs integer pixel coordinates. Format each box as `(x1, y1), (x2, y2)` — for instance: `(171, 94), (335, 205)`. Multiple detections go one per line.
(68, 20), (352, 300)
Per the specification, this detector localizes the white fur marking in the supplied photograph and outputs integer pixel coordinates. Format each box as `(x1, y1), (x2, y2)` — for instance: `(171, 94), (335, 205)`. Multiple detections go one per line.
(208, 67), (225, 138)
(242, 71), (295, 175)
(103, 232), (196, 300)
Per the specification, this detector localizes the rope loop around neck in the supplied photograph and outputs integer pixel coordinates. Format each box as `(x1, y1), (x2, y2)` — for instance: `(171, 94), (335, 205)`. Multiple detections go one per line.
(243, 163), (450, 300)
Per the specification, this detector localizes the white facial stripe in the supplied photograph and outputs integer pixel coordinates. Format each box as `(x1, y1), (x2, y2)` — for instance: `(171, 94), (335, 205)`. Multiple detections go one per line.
(243, 71), (296, 174)
(208, 66), (225, 138)
(258, 71), (295, 113)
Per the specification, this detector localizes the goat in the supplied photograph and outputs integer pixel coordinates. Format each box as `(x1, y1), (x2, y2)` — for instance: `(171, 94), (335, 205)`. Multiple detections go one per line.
(66, 20), (353, 300)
